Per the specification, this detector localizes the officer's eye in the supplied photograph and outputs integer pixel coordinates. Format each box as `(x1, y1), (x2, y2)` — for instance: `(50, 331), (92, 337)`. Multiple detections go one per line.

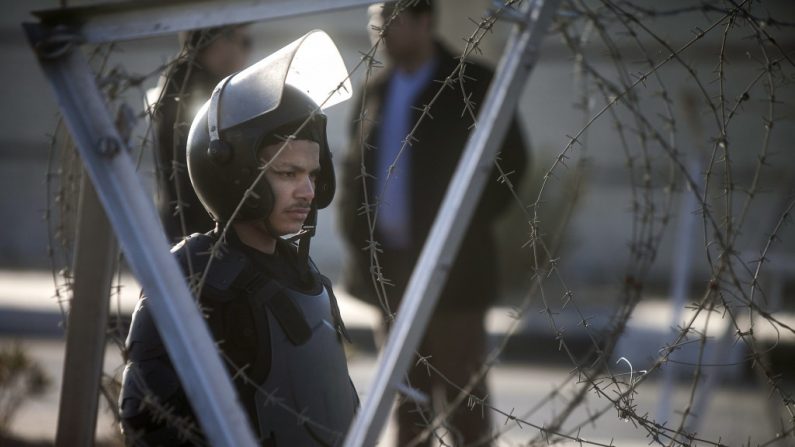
(276, 170), (296, 178)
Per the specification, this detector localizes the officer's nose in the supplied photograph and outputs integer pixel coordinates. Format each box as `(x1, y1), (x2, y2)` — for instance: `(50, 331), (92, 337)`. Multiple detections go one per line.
(296, 175), (315, 202)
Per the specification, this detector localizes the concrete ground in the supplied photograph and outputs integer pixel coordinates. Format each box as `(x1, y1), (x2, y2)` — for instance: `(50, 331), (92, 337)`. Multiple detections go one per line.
(2, 338), (789, 446)
(1, 270), (792, 446)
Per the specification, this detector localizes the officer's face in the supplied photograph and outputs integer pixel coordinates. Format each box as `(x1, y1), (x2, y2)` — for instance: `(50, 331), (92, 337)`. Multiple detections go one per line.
(259, 139), (321, 236)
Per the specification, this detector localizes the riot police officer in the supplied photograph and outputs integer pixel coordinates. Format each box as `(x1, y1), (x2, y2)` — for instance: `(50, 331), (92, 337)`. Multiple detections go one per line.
(119, 31), (358, 446)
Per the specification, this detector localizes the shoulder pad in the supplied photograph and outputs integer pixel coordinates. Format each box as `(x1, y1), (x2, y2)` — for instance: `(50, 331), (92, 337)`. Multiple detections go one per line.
(171, 233), (247, 293)
(170, 233), (214, 272)
(119, 361), (182, 421)
(126, 297), (167, 360)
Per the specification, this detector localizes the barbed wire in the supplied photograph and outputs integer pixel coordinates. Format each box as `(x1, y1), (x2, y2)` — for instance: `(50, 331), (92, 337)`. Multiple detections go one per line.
(42, 0), (795, 445)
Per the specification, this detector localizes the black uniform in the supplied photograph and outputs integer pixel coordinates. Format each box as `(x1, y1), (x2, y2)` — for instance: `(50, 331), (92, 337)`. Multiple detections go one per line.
(119, 230), (358, 446)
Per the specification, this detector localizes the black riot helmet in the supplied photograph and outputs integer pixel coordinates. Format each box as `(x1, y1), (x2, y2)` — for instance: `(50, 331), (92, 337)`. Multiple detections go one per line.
(186, 30), (351, 224)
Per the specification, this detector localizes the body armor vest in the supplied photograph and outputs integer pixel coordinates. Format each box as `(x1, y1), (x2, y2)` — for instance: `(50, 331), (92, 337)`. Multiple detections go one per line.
(252, 279), (358, 446)
(120, 233), (358, 446)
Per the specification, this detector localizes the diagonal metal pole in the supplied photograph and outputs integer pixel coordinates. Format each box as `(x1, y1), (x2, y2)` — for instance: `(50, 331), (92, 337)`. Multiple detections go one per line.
(658, 157), (701, 423)
(24, 24), (258, 447)
(55, 173), (117, 447)
(343, 1), (560, 445)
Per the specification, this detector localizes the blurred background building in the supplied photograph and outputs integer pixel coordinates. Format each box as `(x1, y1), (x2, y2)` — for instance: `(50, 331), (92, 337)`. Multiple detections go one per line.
(3, 0), (793, 288)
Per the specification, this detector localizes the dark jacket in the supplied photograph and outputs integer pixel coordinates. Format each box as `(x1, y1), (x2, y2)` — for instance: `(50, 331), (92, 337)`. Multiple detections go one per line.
(339, 42), (529, 312)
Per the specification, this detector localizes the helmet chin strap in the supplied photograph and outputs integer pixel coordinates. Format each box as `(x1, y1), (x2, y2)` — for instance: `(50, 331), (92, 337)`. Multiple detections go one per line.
(296, 205), (316, 258)
(287, 204), (317, 281)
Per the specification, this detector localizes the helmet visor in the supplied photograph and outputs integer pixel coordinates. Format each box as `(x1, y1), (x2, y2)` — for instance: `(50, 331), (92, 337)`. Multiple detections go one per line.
(286, 31), (352, 110)
(218, 30), (351, 131)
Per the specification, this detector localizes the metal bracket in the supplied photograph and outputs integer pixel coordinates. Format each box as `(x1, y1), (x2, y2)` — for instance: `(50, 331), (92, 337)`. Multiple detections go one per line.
(28, 24), (83, 60)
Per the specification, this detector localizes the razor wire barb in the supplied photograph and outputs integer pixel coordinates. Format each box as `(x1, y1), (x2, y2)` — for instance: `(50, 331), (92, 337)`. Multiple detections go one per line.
(41, 0), (795, 445)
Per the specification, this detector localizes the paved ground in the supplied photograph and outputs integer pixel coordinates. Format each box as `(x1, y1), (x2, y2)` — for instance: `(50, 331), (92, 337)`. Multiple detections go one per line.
(1, 338), (789, 446)
(1, 270), (792, 446)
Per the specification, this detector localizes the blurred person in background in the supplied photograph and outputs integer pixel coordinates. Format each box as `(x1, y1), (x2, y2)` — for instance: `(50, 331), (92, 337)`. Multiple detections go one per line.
(150, 25), (252, 242)
(339, 1), (529, 445)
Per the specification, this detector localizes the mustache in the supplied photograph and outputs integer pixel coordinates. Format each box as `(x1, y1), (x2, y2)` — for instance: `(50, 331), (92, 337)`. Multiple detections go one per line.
(285, 203), (311, 212)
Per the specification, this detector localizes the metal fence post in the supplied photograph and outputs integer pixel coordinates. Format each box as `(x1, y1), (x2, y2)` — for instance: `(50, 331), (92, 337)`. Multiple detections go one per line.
(55, 173), (117, 447)
(343, 1), (561, 445)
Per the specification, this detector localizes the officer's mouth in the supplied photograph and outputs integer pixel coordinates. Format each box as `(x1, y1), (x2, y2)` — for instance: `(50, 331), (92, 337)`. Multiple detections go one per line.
(285, 207), (310, 219)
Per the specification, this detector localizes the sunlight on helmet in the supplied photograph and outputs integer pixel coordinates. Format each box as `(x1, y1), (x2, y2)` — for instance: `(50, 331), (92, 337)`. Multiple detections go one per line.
(214, 30), (350, 131)
(286, 31), (352, 110)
